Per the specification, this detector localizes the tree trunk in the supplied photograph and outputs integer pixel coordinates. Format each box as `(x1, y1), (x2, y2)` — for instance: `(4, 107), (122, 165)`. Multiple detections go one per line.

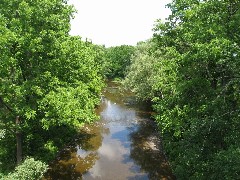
(16, 116), (22, 165)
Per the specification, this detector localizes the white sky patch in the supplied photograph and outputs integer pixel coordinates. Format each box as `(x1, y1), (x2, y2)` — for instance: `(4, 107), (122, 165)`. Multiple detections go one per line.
(68, 0), (172, 47)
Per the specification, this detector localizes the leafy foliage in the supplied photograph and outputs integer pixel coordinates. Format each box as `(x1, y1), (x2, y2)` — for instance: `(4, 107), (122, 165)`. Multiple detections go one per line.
(105, 45), (135, 78)
(125, 0), (240, 178)
(0, 0), (104, 176)
(4, 157), (47, 180)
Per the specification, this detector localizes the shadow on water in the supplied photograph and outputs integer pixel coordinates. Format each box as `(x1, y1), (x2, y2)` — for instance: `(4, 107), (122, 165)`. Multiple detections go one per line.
(43, 122), (110, 180)
(109, 117), (174, 180)
(127, 119), (174, 180)
(43, 81), (175, 180)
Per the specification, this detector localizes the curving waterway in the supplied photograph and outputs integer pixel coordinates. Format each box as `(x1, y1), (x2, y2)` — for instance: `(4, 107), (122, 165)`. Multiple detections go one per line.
(44, 82), (175, 180)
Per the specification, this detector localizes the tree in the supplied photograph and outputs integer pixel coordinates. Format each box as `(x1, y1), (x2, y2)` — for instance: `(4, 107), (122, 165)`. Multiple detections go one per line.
(0, 0), (104, 174)
(124, 41), (159, 101)
(125, 0), (240, 178)
(153, 0), (240, 178)
(105, 45), (135, 78)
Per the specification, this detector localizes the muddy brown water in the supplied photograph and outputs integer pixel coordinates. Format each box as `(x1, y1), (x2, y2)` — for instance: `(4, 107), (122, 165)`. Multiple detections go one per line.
(43, 82), (175, 180)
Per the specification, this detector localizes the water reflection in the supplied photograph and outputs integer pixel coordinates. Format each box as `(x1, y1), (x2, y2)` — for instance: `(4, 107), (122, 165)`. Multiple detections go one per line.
(44, 82), (175, 180)
(101, 99), (137, 126)
(43, 122), (109, 180)
(128, 119), (174, 179)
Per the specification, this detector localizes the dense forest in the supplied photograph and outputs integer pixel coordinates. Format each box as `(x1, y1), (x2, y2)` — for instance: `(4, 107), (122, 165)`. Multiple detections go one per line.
(0, 0), (239, 179)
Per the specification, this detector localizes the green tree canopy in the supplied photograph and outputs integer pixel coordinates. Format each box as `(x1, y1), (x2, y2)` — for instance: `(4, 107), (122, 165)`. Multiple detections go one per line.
(0, 0), (104, 174)
(104, 45), (135, 78)
(125, 0), (240, 179)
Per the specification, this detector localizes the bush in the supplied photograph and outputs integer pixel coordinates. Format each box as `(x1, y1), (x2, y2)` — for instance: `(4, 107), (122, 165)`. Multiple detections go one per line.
(5, 158), (48, 180)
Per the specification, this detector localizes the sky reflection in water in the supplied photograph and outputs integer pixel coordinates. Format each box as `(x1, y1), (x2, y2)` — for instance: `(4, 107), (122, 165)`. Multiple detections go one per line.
(44, 83), (175, 180)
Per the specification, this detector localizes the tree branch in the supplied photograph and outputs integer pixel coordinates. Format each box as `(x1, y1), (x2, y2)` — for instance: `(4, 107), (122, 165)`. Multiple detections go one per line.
(0, 96), (13, 112)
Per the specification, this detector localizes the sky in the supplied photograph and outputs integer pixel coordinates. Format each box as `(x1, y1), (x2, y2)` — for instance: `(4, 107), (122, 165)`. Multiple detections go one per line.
(68, 0), (172, 47)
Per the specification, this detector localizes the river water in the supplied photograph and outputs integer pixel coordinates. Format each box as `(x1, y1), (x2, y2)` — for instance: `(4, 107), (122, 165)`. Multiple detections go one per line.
(44, 82), (175, 180)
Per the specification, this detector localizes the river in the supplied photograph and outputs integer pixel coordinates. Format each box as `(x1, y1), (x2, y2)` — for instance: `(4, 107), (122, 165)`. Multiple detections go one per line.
(43, 82), (175, 180)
